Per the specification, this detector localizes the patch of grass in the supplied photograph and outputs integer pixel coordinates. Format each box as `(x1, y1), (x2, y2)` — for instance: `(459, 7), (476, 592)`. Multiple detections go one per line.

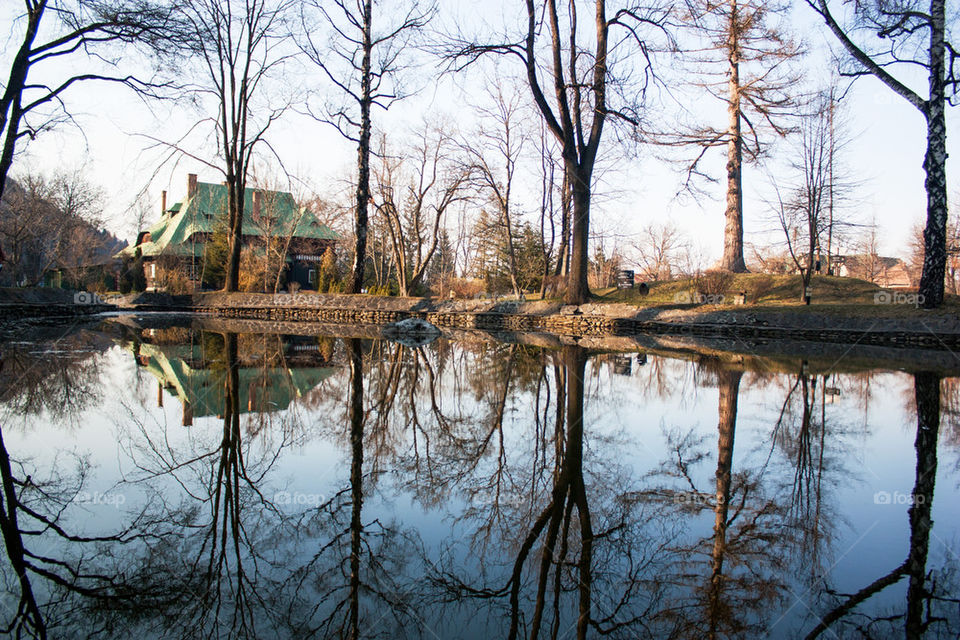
(594, 273), (960, 316)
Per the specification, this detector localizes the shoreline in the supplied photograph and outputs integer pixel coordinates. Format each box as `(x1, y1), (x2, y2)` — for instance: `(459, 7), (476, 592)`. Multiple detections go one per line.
(3, 289), (960, 352)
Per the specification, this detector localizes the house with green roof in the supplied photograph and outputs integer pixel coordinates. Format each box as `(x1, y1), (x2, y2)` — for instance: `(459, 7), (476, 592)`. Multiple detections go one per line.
(117, 174), (338, 290)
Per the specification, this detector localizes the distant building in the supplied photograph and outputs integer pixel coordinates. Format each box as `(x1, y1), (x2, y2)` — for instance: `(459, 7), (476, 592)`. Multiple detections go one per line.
(117, 174), (337, 290)
(835, 255), (913, 288)
(773, 252), (915, 288)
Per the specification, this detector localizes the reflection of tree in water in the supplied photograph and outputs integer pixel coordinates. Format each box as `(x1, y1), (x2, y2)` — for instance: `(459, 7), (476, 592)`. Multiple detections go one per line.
(418, 345), (602, 639)
(631, 362), (795, 639)
(112, 331), (422, 638)
(0, 332), (107, 424)
(0, 331), (184, 638)
(0, 407), (181, 638)
(804, 372), (960, 640)
(390, 347), (832, 638)
(278, 337), (419, 638)
(908, 376), (960, 474)
(407, 344), (732, 639)
(769, 367), (854, 583)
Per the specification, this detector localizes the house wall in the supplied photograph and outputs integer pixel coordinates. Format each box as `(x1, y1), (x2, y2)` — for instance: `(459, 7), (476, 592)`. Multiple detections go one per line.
(142, 237), (335, 292)
(288, 261), (318, 290)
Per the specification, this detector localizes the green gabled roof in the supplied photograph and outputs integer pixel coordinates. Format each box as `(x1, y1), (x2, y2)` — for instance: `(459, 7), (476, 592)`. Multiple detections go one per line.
(117, 181), (338, 259)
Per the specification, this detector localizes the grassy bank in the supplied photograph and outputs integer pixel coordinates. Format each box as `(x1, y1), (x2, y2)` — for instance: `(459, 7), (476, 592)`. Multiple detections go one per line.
(591, 274), (959, 317)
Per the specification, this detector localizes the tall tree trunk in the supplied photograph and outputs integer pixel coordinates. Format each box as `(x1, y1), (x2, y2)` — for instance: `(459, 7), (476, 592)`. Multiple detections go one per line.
(554, 172), (571, 278)
(826, 89), (835, 275)
(721, 0), (748, 273)
(224, 182), (243, 291)
(802, 217), (815, 302)
(350, 0), (373, 295)
(503, 215), (522, 297)
(0, 3), (42, 206)
(566, 167), (590, 305)
(918, 0), (948, 309)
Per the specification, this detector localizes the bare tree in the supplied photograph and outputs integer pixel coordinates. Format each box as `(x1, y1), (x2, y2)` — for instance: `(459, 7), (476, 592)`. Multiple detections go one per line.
(0, 0), (175, 205)
(806, 0), (957, 307)
(770, 100), (832, 303)
(451, 1), (672, 305)
(851, 220), (885, 283)
(173, 0), (294, 292)
(630, 221), (688, 280)
(0, 169), (105, 286)
(660, 0), (802, 273)
(371, 127), (469, 297)
(460, 83), (528, 296)
(533, 119), (566, 297)
(770, 90), (857, 302)
(298, 0), (433, 294)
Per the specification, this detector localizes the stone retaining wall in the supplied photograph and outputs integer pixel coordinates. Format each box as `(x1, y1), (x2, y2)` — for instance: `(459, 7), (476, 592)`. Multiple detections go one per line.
(196, 302), (960, 351)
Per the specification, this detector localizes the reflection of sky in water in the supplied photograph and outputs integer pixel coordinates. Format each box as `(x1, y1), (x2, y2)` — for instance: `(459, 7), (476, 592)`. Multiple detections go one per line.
(1, 327), (958, 638)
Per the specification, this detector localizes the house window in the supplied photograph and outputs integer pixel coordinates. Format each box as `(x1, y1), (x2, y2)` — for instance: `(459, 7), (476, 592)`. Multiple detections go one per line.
(150, 263), (156, 278)
(308, 269), (316, 284)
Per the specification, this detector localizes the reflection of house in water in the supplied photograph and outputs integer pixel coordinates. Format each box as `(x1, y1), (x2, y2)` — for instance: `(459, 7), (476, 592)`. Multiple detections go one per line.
(127, 337), (335, 425)
(613, 354), (633, 376)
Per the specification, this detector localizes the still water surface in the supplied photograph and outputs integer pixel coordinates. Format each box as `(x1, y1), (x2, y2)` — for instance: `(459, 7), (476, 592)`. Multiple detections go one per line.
(1, 315), (958, 639)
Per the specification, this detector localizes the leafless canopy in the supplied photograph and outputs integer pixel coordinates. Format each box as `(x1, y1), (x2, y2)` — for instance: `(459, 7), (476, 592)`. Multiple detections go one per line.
(297, 0), (433, 143)
(0, 0), (178, 204)
(445, 0), (674, 304)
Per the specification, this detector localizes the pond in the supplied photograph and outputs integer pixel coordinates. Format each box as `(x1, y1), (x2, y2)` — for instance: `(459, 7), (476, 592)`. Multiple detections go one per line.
(0, 314), (958, 639)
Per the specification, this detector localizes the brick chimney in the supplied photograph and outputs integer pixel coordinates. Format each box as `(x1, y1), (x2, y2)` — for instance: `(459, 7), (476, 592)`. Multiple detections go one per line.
(161, 190), (167, 214)
(187, 173), (198, 198)
(252, 190), (262, 220)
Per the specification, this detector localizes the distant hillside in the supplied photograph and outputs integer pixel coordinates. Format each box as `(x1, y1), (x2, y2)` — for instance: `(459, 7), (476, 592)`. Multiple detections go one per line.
(86, 225), (128, 263)
(1, 175), (125, 286)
